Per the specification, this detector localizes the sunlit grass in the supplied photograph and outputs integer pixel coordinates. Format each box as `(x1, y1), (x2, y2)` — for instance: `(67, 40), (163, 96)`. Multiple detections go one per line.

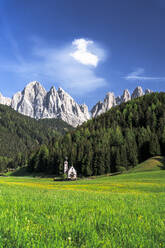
(0, 171), (165, 247)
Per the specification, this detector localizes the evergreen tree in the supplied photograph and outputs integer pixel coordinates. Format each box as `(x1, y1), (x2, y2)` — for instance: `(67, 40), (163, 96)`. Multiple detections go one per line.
(149, 133), (160, 157)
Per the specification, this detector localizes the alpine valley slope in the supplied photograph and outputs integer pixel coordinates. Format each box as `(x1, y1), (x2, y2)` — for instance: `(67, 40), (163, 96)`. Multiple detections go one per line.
(0, 81), (152, 127)
(0, 103), (73, 171)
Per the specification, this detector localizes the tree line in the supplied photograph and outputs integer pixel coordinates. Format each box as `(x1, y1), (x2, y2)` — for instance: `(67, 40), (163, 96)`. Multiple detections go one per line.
(28, 92), (165, 176)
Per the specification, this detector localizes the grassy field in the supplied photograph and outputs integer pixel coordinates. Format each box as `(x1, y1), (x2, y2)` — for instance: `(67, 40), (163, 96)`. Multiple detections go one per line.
(0, 166), (165, 247)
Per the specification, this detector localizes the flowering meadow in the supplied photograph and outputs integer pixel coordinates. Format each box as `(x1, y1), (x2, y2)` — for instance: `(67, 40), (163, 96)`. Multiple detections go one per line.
(0, 170), (164, 247)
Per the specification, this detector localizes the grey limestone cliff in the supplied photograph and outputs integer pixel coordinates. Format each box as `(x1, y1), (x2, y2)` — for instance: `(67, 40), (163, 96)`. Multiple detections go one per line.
(131, 86), (144, 99)
(91, 86), (152, 118)
(0, 82), (153, 126)
(0, 92), (11, 106)
(3, 81), (90, 127)
(91, 92), (116, 118)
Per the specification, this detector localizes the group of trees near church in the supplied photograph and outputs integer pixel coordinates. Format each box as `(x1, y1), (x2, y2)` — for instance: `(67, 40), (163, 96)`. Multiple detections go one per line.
(28, 92), (165, 176)
(0, 104), (72, 172)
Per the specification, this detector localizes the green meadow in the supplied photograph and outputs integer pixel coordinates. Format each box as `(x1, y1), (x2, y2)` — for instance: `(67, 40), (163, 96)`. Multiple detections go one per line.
(0, 163), (165, 247)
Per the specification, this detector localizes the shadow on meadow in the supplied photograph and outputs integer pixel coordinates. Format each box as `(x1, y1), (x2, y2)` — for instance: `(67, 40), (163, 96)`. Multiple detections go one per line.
(154, 157), (165, 170)
(10, 167), (55, 178)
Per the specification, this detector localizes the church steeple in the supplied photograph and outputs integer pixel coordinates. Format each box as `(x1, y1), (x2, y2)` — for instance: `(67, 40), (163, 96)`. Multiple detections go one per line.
(63, 157), (77, 180)
(64, 157), (68, 174)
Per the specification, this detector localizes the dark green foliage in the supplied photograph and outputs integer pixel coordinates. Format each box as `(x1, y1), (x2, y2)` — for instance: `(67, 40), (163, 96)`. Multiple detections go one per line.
(28, 92), (165, 176)
(149, 133), (160, 157)
(0, 104), (73, 171)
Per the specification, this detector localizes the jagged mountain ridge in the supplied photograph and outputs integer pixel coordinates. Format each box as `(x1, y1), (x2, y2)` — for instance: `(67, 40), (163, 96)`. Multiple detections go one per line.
(91, 86), (153, 118)
(0, 82), (90, 127)
(0, 82), (152, 126)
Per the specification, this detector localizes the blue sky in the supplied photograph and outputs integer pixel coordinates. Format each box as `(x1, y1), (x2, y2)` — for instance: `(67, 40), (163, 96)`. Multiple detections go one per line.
(0, 0), (165, 108)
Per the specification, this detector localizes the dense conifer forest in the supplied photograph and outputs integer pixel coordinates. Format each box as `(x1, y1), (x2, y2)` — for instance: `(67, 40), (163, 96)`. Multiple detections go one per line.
(0, 104), (73, 171)
(28, 92), (165, 176)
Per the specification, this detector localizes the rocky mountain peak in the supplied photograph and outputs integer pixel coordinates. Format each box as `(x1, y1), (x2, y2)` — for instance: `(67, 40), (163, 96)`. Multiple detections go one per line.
(91, 92), (116, 118)
(50, 86), (56, 92)
(80, 104), (90, 119)
(5, 82), (90, 127)
(145, 89), (153, 94)
(58, 87), (66, 94)
(104, 92), (116, 111)
(23, 81), (47, 97)
(91, 101), (104, 118)
(131, 86), (144, 99)
(47, 86), (57, 99)
(122, 89), (131, 102)
(80, 103), (88, 113)
(57, 87), (70, 101)
(0, 92), (11, 106)
(0, 82), (153, 126)
(91, 86), (152, 118)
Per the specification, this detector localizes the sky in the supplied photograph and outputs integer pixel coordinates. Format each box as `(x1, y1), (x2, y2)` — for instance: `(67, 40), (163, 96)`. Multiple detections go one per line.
(0, 0), (165, 109)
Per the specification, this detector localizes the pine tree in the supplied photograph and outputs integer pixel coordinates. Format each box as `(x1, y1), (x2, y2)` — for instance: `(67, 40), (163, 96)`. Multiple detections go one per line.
(149, 133), (160, 157)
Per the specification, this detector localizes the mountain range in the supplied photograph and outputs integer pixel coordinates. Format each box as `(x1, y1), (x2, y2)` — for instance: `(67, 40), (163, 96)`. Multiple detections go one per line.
(0, 81), (152, 127)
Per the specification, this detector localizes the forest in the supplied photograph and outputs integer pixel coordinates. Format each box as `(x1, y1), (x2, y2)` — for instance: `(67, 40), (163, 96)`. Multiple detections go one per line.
(0, 104), (72, 171)
(27, 92), (165, 176)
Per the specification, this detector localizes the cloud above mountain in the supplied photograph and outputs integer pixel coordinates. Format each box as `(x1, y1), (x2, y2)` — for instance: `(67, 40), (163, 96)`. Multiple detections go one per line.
(0, 38), (107, 95)
(70, 38), (99, 67)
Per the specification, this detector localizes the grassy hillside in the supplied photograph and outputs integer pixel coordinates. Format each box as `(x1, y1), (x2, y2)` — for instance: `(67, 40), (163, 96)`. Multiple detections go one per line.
(129, 156), (165, 173)
(0, 170), (164, 247)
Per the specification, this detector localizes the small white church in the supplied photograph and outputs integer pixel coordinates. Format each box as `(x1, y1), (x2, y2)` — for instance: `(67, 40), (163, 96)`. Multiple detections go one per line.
(64, 159), (77, 180)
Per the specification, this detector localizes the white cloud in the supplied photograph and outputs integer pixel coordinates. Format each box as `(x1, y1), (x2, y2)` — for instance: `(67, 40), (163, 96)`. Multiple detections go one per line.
(34, 44), (106, 94)
(70, 38), (99, 67)
(0, 38), (107, 95)
(124, 68), (165, 81)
